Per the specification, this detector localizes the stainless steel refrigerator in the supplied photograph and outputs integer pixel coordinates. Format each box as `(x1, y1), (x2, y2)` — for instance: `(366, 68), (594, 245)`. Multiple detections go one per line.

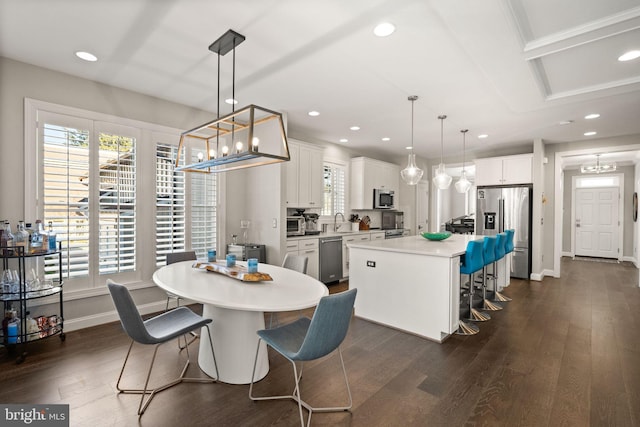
(476, 185), (532, 279)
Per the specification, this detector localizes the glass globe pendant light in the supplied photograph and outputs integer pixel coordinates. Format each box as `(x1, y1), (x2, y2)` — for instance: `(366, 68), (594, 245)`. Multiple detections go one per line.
(400, 95), (424, 185)
(455, 129), (472, 193)
(433, 115), (452, 190)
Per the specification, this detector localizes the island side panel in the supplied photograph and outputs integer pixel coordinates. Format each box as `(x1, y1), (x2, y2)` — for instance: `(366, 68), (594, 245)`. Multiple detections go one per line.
(349, 246), (460, 342)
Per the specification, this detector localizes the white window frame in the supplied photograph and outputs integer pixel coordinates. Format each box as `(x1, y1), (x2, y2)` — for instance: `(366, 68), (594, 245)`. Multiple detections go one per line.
(24, 98), (218, 296)
(321, 160), (348, 218)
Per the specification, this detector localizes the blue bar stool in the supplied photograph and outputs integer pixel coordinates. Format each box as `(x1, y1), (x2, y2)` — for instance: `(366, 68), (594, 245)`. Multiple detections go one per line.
(460, 239), (491, 326)
(480, 236), (503, 311)
(492, 229), (513, 302)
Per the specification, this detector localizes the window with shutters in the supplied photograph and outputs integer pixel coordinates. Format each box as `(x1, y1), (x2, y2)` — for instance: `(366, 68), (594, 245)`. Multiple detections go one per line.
(321, 162), (346, 216)
(30, 102), (218, 290)
(154, 144), (216, 265)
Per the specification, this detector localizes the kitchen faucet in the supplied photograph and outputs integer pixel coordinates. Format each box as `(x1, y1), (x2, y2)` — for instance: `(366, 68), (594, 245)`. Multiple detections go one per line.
(334, 212), (345, 232)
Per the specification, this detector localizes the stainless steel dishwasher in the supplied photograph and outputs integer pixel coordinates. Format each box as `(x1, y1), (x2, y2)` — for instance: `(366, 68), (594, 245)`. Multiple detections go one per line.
(319, 236), (343, 284)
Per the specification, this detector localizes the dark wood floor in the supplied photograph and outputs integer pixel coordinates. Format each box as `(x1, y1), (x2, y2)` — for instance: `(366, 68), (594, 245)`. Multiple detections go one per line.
(1, 257), (639, 426)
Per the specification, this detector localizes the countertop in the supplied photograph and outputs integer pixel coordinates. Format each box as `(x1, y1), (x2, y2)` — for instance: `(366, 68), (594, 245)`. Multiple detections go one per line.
(286, 228), (388, 240)
(347, 233), (481, 258)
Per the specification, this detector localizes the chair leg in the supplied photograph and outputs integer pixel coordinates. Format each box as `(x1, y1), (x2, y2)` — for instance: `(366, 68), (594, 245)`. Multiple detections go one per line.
(249, 340), (352, 427)
(482, 265), (503, 311)
(115, 333), (217, 417)
(456, 273), (479, 335)
(491, 261), (512, 302)
(466, 272), (491, 322)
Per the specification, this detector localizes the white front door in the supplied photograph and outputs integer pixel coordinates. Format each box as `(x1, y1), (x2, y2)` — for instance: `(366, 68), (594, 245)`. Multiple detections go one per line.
(416, 181), (429, 234)
(575, 187), (619, 259)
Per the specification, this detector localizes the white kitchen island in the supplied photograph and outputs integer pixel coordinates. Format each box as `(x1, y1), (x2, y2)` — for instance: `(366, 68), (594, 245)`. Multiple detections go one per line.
(348, 234), (481, 343)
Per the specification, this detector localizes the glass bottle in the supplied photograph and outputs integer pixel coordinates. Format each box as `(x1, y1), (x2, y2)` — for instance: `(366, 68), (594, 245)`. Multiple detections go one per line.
(37, 220), (48, 252)
(48, 221), (57, 251)
(15, 221), (29, 254)
(2, 221), (15, 255)
(31, 220), (43, 252)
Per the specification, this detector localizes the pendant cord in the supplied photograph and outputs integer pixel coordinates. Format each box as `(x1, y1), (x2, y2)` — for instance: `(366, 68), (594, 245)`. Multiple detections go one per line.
(438, 115), (447, 164)
(461, 129), (468, 172)
(411, 100), (414, 151)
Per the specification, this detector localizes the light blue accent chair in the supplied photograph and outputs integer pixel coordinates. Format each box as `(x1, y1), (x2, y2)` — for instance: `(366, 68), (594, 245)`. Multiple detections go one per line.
(107, 279), (218, 417)
(269, 254), (309, 328)
(481, 236), (502, 311)
(249, 288), (357, 427)
(165, 250), (199, 349)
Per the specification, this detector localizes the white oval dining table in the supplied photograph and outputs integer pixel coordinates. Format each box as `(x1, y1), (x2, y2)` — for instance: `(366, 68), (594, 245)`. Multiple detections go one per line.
(152, 260), (328, 384)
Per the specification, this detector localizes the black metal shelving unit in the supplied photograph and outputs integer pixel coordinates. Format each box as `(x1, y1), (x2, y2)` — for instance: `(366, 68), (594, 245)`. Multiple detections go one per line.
(1, 244), (65, 364)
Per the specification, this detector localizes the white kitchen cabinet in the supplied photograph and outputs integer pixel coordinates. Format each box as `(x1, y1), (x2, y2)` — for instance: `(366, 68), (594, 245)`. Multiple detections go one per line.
(285, 238), (319, 280)
(350, 157), (400, 210)
(370, 231), (385, 241)
(342, 233), (371, 278)
(474, 154), (533, 186)
(285, 140), (323, 208)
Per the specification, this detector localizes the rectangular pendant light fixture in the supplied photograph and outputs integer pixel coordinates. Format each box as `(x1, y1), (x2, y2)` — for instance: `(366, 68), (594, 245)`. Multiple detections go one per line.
(176, 29), (290, 173)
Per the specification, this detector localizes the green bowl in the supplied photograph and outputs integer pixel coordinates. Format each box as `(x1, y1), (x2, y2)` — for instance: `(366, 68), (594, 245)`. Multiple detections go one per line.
(421, 232), (452, 241)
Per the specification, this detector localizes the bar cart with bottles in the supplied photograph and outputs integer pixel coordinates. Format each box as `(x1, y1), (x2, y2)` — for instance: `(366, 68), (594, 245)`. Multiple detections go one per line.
(1, 244), (65, 364)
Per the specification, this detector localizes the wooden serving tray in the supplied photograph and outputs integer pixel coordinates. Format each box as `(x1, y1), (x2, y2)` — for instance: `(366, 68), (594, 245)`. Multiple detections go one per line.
(193, 261), (273, 282)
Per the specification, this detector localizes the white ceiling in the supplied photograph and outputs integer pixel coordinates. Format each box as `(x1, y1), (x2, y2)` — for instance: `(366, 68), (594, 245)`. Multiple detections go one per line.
(1, 0), (639, 161)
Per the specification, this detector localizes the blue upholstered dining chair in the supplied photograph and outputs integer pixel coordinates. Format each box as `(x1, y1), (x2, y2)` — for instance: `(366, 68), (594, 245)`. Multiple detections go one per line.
(165, 251), (199, 349)
(269, 254), (310, 328)
(249, 288), (357, 427)
(107, 279), (218, 417)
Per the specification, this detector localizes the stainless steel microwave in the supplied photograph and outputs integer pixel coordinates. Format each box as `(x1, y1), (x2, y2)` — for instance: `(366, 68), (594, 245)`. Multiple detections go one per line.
(373, 189), (395, 209)
(286, 216), (305, 237)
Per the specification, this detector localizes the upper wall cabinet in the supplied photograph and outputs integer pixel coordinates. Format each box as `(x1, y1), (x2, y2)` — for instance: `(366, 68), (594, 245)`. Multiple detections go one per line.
(350, 157), (400, 209)
(474, 154), (533, 186)
(285, 140), (324, 208)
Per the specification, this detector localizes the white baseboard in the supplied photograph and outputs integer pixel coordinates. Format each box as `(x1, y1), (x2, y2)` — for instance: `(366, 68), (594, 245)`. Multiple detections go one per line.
(63, 300), (168, 332)
(622, 255), (637, 266)
(561, 251), (573, 257)
(530, 272), (543, 281)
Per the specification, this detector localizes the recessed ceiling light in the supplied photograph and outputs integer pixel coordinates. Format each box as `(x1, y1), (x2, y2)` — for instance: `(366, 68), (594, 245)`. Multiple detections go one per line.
(373, 22), (395, 37)
(308, 111), (320, 117)
(225, 98), (238, 105)
(350, 126), (360, 131)
(478, 134), (488, 139)
(618, 50), (640, 62)
(75, 51), (97, 62)
(584, 131), (597, 136)
(584, 113), (600, 120)
(339, 138), (348, 143)
(559, 120), (574, 125)
(381, 137), (390, 141)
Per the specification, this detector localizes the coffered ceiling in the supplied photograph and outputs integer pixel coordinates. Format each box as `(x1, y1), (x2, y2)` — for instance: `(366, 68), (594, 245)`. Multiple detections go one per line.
(1, 0), (639, 161)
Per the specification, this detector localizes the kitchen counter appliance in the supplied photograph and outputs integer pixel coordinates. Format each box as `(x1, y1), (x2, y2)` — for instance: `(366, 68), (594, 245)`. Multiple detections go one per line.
(226, 244), (266, 263)
(384, 229), (404, 239)
(286, 216), (305, 237)
(303, 213), (320, 235)
(381, 211), (404, 230)
(319, 236), (343, 283)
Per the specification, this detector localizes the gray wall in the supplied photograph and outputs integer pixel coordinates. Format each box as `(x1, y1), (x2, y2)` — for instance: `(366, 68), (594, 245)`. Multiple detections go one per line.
(562, 166), (635, 257)
(543, 136), (640, 271)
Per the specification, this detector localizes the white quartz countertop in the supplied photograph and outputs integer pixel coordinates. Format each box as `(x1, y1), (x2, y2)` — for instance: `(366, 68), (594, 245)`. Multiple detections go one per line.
(286, 229), (388, 240)
(347, 233), (481, 258)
